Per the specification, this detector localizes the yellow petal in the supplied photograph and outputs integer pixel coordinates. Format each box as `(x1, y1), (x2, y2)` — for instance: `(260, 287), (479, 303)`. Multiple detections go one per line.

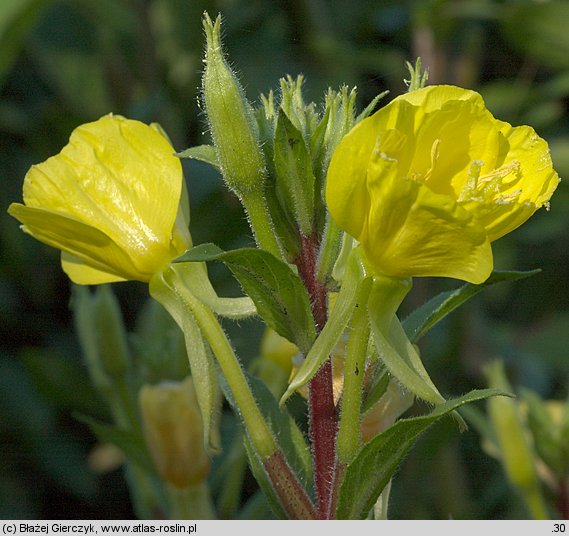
(362, 139), (493, 284)
(8, 203), (141, 280)
(400, 84), (482, 113)
(499, 124), (559, 206)
(61, 252), (126, 285)
(11, 114), (190, 282)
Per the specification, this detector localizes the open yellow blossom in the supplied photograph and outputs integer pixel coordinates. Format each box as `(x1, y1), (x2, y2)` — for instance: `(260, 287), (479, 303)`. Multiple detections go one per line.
(8, 114), (191, 284)
(326, 85), (559, 283)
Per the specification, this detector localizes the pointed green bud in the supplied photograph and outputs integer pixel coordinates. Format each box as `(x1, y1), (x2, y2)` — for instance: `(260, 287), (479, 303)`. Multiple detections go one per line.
(202, 13), (266, 198)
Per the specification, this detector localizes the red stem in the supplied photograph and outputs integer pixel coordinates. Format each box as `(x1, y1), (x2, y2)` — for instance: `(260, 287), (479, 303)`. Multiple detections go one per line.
(295, 233), (338, 519)
(264, 451), (317, 519)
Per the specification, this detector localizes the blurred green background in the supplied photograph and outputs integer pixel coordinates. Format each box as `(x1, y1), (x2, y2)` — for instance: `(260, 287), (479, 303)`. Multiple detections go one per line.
(1, 0), (569, 519)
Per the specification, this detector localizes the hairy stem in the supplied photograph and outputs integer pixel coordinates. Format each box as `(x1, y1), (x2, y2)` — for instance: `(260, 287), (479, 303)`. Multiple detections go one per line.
(295, 233), (338, 519)
(242, 192), (284, 260)
(264, 451), (317, 519)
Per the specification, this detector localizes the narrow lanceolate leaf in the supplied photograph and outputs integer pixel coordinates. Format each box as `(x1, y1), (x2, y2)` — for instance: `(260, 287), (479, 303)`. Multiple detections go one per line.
(403, 269), (541, 343)
(336, 389), (511, 519)
(175, 145), (220, 169)
(280, 250), (367, 405)
(175, 244), (316, 354)
(274, 109), (316, 235)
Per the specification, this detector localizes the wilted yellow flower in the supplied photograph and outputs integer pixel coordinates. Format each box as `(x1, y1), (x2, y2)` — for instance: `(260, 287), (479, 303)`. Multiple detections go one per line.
(139, 377), (210, 488)
(8, 114), (191, 284)
(326, 85), (559, 283)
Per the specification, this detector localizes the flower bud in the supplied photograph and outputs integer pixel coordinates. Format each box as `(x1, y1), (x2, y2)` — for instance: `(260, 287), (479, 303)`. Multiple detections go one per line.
(201, 13), (266, 198)
(139, 377), (210, 488)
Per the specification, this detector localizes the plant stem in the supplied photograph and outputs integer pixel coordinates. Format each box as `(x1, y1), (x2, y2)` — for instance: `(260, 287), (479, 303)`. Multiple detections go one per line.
(309, 361), (337, 518)
(295, 233), (338, 519)
(173, 280), (277, 460)
(264, 451), (317, 519)
(168, 271), (316, 518)
(242, 192), (284, 260)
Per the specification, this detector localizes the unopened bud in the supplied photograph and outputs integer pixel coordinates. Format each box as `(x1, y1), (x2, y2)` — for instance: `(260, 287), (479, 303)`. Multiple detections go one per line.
(139, 377), (210, 488)
(202, 13), (266, 198)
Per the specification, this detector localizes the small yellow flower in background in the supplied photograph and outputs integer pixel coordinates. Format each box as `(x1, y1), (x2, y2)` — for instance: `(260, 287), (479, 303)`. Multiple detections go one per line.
(139, 377), (210, 489)
(8, 114), (191, 285)
(326, 85), (559, 284)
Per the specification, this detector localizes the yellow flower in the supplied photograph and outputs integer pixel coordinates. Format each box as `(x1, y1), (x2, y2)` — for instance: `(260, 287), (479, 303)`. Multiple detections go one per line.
(139, 377), (210, 488)
(8, 114), (191, 284)
(326, 85), (559, 284)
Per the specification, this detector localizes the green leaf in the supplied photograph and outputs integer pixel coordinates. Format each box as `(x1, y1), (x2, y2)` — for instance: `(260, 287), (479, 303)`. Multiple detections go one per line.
(274, 109), (316, 235)
(75, 414), (155, 475)
(176, 145), (220, 169)
(220, 373), (312, 519)
(403, 270), (540, 343)
(336, 388), (511, 519)
(280, 249), (365, 404)
(309, 106), (330, 180)
(176, 244), (316, 354)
